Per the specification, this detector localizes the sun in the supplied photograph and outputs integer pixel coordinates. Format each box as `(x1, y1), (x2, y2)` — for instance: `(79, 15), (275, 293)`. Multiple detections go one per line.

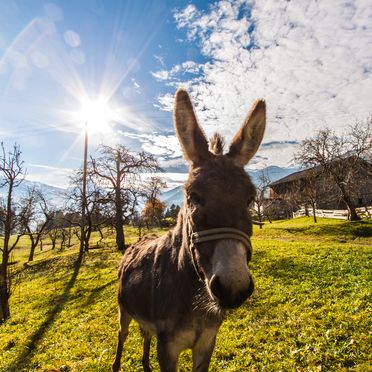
(76, 97), (116, 133)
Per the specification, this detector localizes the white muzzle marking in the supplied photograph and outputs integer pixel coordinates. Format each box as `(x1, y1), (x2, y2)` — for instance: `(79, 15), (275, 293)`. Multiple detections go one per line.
(210, 239), (251, 298)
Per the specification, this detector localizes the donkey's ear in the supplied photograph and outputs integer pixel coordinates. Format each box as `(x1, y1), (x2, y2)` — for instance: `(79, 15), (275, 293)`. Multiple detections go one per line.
(227, 99), (266, 167)
(174, 88), (210, 164)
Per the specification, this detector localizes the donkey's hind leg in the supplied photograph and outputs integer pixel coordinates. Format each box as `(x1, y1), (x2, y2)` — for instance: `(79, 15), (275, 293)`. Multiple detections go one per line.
(140, 327), (152, 372)
(112, 304), (132, 372)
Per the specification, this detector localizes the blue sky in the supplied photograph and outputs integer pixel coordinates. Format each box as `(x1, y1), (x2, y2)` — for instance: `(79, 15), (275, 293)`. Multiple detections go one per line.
(1, 0), (371, 188)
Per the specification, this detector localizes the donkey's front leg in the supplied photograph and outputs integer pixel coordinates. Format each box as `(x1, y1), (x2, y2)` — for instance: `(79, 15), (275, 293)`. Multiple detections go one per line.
(157, 333), (179, 372)
(192, 331), (217, 372)
(112, 305), (132, 372)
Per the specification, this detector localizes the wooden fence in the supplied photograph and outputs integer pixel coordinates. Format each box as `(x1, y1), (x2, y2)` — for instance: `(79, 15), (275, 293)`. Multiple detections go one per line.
(293, 206), (372, 220)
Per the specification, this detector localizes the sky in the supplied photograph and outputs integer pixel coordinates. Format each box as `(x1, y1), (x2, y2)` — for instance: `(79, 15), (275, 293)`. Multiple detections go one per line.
(0, 0), (371, 189)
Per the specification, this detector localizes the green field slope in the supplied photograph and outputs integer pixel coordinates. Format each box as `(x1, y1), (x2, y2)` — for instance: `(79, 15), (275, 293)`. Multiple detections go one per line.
(1, 218), (371, 371)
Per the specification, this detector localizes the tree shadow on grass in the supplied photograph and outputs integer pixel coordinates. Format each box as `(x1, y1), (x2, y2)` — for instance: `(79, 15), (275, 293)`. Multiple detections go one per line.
(81, 278), (117, 308)
(283, 220), (372, 238)
(9, 253), (83, 371)
(263, 256), (326, 283)
(12, 253), (77, 277)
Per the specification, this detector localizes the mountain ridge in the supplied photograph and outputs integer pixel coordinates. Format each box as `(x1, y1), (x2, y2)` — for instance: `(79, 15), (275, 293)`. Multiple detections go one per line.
(160, 165), (299, 207)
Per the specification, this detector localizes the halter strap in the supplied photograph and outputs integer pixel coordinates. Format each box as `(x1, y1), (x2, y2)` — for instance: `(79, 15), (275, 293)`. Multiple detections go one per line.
(191, 227), (252, 261)
(192, 228), (250, 244)
(188, 227), (253, 282)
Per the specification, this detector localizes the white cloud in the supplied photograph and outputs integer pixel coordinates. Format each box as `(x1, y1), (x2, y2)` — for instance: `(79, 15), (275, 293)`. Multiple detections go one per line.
(153, 54), (166, 68)
(154, 92), (174, 111)
(30, 51), (49, 69)
(152, 0), (372, 169)
(123, 132), (182, 159)
(151, 70), (170, 81)
(174, 4), (199, 29)
(152, 61), (202, 82)
(63, 30), (81, 48)
(28, 163), (73, 188)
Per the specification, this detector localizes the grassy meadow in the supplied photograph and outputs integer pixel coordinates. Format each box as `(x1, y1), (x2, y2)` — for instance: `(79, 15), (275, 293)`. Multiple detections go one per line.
(0, 218), (371, 371)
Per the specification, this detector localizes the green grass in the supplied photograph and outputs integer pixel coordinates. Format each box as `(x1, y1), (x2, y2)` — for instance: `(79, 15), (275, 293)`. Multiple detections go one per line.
(1, 217), (371, 371)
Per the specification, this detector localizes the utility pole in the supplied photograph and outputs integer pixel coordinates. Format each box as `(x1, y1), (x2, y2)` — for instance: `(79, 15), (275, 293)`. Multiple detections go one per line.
(80, 121), (88, 257)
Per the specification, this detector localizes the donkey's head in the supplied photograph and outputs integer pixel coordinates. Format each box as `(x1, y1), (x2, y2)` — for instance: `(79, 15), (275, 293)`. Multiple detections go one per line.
(174, 89), (265, 309)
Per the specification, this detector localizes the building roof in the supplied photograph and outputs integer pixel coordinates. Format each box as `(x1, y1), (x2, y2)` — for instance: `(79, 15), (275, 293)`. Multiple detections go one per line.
(269, 166), (321, 187)
(269, 156), (371, 188)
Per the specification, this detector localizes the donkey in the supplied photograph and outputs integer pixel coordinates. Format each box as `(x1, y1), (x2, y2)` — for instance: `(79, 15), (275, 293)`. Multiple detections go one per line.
(112, 88), (266, 372)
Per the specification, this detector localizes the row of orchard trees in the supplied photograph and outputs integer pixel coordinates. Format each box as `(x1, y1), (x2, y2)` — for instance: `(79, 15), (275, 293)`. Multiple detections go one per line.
(0, 143), (169, 322)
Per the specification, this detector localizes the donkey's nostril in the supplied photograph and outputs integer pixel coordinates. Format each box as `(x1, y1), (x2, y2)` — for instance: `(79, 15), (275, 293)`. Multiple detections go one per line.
(210, 275), (223, 300)
(209, 274), (254, 309)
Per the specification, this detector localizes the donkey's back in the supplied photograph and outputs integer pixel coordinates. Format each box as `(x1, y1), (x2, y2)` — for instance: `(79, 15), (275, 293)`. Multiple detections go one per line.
(117, 232), (184, 326)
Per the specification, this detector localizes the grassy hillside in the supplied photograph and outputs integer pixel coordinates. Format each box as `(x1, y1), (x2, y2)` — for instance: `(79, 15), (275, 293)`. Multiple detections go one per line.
(1, 218), (371, 371)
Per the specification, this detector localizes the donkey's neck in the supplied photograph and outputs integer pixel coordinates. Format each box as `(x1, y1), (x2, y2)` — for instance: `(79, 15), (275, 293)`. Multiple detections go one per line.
(171, 206), (224, 320)
(171, 206), (198, 278)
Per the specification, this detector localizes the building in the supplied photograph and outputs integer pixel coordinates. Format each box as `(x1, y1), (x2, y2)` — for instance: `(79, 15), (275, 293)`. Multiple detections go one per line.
(269, 157), (372, 210)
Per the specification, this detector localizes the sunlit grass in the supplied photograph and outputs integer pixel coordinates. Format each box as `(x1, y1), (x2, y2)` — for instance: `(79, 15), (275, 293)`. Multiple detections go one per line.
(1, 218), (371, 370)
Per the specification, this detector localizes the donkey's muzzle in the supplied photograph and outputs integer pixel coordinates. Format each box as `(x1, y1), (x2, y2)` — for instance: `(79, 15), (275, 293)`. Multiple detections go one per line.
(210, 273), (254, 309)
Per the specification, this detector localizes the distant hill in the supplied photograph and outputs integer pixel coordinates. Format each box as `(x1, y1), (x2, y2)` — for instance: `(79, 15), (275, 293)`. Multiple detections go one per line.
(0, 177), (66, 207)
(160, 165), (299, 207)
(160, 185), (184, 207)
(248, 165), (299, 185)
(0, 165), (299, 210)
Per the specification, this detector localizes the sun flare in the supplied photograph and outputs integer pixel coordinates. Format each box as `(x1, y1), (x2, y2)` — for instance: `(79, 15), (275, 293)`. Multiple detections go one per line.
(76, 97), (116, 133)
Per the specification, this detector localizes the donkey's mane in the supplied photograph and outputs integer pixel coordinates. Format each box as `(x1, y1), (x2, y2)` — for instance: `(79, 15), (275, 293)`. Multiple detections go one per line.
(209, 133), (225, 155)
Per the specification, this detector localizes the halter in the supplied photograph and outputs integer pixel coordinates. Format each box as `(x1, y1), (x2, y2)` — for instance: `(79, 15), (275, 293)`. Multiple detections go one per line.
(188, 226), (253, 282)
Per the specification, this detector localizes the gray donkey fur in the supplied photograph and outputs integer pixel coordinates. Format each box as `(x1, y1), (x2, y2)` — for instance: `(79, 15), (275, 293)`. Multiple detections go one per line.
(113, 89), (266, 371)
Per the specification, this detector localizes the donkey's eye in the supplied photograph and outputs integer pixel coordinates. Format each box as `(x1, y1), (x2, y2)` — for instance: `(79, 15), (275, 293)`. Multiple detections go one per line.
(189, 192), (204, 206)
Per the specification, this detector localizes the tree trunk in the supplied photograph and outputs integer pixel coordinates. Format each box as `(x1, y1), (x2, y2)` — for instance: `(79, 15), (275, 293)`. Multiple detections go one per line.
(311, 202), (317, 223)
(0, 252), (10, 322)
(347, 204), (360, 221)
(115, 186), (125, 252)
(1, 185), (12, 321)
(49, 233), (56, 250)
(115, 211), (125, 251)
(28, 243), (37, 262)
(257, 204), (263, 229)
(60, 233), (66, 251)
(304, 204), (309, 217)
(28, 232), (40, 262)
(340, 190), (360, 221)
(98, 226), (104, 240)
(67, 228), (72, 247)
(85, 223), (92, 252)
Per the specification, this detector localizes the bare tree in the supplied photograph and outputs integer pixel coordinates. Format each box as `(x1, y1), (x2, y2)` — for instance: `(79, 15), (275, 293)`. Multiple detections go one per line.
(45, 210), (62, 250)
(295, 120), (372, 221)
(43, 210), (73, 251)
(254, 170), (271, 227)
(0, 143), (25, 321)
(287, 170), (320, 223)
(19, 187), (54, 262)
(65, 166), (108, 252)
(91, 145), (160, 252)
(349, 117), (372, 164)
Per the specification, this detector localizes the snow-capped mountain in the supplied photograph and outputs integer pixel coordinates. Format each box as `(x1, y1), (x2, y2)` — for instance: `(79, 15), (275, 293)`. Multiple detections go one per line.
(160, 165), (300, 207)
(160, 185), (184, 206)
(0, 177), (66, 207)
